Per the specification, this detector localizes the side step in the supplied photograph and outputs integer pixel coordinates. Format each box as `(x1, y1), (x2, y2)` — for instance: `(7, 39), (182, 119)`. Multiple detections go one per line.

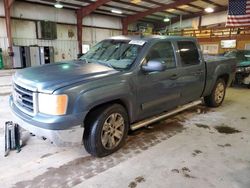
(130, 100), (202, 131)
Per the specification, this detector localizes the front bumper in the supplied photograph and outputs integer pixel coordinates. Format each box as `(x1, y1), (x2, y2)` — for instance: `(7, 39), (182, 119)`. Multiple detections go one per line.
(235, 72), (250, 85)
(9, 96), (86, 146)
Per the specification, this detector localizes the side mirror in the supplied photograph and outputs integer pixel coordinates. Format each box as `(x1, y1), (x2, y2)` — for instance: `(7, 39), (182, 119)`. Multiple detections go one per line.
(142, 60), (165, 73)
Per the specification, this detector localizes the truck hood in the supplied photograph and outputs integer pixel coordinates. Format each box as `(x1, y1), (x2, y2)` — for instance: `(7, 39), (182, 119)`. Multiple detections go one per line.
(13, 61), (118, 93)
(237, 61), (250, 67)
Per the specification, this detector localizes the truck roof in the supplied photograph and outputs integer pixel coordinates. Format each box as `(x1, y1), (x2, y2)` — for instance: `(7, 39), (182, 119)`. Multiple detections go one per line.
(109, 35), (196, 42)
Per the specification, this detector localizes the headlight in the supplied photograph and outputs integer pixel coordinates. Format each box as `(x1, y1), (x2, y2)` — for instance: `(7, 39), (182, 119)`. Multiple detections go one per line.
(245, 66), (250, 73)
(236, 67), (244, 72)
(38, 93), (68, 115)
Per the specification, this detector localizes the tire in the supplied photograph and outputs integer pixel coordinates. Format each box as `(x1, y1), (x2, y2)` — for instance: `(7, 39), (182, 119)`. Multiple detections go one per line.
(204, 78), (226, 107)
(83, 104), (129, 157)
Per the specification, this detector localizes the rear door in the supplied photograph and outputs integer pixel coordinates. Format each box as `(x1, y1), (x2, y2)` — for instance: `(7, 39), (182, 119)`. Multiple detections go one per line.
(175, 40), (206, 104)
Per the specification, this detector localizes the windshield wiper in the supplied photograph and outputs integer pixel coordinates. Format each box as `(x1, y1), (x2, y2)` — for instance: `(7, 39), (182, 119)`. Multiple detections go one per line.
(96, 61), (118, 70)
(81, 58), (90, 64)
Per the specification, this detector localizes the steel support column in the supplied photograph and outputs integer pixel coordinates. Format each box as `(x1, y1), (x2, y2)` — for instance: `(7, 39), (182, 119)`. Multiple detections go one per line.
(122, 19), (128, 35)
(77, 10), (83, 55)
(198, 16), (202, 29)
(76, 0), (112, 55)
(3, 0), (14, 58)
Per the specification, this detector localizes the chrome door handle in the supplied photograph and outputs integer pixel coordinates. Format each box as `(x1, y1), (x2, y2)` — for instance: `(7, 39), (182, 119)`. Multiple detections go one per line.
(195, 70), (204, 75)
(169, 74), (178, 80)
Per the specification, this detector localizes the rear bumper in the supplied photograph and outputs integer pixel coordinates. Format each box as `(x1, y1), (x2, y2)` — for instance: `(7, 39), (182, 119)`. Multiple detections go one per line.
(9, 95), (85, 146)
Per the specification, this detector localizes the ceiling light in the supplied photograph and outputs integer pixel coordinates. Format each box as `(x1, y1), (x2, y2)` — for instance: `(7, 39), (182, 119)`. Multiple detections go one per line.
(131, 0), (141, 4)
(54, 1), (63, 9)
(205, 7), (214, 13)
(164, 18), (170, 22)
(111, 9), (122, 14)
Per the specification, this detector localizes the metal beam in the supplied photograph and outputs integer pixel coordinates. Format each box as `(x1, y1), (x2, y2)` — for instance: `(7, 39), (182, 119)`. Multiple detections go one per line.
(143, 0), (194, 14)
(76, 0), (111, 54)
(76, 10), (83, 56)
(112, 0), (149, 10)
(202, 0), (223, 7)
(77, 0), (111, 17)
(155, 6), (227, 30)
(123, 0), (196, 25)
(3, 0), (15, 66)
(187, 3), (203, 10)
(171, 6), (228, 24)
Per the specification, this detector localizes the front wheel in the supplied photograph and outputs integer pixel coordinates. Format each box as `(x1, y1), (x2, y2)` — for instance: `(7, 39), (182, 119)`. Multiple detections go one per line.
(83, 104), (129, 157)
(204, 78), (226, 107)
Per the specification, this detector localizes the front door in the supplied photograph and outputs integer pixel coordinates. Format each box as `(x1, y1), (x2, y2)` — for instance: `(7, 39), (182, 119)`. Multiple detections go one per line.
(136, 41), (182, 120)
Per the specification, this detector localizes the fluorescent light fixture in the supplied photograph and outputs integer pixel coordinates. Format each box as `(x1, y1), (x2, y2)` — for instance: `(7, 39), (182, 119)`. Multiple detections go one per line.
(131, 0), (141, 3)
(111, 9), (122, 14)
(54, 1), (63, 9)
(163, 17), (170, 22)
(205, 7), (214, 13)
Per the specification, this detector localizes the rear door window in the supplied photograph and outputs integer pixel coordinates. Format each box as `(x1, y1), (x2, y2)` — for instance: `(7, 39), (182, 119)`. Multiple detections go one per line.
(177, 41), (200, 66)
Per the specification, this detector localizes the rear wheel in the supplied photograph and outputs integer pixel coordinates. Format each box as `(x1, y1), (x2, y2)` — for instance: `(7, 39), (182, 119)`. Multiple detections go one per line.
(204, 78), (226, 107)
(83, 104), (129, 157)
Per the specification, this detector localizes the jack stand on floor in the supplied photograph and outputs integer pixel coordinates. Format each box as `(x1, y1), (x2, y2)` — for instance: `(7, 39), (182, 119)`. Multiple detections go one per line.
(4, 121), (21, 157)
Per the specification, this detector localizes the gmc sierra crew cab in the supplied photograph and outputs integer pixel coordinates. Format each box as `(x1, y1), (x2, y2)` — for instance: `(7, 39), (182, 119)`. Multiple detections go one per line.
(9, 36), (236, 157)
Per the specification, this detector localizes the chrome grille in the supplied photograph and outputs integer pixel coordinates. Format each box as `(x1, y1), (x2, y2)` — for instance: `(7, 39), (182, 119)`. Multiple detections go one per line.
(13, 83), (35, 115)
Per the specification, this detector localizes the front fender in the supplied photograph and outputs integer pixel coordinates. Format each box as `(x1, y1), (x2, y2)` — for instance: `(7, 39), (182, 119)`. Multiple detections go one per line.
(73, 82), (136, 123)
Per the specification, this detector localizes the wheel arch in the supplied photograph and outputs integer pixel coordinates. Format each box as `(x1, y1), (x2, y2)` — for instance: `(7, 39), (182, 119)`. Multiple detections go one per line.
(83, 99), (132, 128)
(217, 73), (230, 86)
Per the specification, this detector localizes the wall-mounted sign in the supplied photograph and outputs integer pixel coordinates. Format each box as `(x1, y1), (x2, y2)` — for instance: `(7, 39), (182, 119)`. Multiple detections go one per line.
(82, 44), (90, 54)
(221, 40), (236, 49)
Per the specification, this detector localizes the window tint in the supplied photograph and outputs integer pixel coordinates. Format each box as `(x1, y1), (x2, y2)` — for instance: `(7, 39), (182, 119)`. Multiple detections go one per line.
(178, 41), (200, 66)
(147, 41), (176, 69)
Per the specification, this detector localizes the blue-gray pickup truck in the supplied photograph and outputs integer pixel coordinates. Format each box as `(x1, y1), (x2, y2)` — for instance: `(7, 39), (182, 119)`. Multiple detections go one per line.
(10, 36), (236, 157)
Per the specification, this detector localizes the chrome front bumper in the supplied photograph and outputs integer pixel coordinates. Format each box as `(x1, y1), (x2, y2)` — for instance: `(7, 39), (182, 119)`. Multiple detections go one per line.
(11, 111), (84, 147)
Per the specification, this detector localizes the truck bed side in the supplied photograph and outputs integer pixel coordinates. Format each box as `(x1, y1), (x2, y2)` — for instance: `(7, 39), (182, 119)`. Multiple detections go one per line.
(202, 56), (236, 97)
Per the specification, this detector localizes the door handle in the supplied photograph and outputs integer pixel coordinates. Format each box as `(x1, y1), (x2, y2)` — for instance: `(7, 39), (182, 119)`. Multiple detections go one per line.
(169, 74), (178, 80)
(195, 70), (204, 75)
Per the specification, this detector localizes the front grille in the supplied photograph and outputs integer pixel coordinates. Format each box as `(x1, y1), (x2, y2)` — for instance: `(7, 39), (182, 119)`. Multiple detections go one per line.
(13, 83), (35, 115)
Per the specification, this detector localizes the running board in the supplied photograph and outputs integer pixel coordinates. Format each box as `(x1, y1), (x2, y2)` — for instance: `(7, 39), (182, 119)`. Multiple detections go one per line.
(130, 100), (202, 131)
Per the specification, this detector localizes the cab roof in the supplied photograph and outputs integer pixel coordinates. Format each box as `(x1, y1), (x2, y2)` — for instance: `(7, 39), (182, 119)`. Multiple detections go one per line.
(109, 35), (196, 42)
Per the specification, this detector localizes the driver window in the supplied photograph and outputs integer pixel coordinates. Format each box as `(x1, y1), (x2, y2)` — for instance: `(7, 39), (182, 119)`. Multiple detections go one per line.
(146, 41), (176, 69)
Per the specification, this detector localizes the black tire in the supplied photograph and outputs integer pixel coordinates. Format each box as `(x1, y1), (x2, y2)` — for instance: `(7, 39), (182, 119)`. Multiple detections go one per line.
(83, 104), (129, 157)
(204, 78), (226, 107)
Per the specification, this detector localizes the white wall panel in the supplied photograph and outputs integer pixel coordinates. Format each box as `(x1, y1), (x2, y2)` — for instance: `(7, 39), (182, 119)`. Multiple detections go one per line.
(9, 1), (122, 29)
(83, 14), (122, 29)
(82, 27), (94, 44)
(57, 24), (77, 40)
(95, 28), (111, 43)
(0, 18), (7, 37)
(0, 1), (4, 16)
(11, 1), (76, 24)
(12, 19), (36, 38)
(201, 11), (227, 26)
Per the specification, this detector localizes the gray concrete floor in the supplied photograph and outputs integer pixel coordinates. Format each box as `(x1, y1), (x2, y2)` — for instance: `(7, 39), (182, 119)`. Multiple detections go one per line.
(0, 70), (250, 188)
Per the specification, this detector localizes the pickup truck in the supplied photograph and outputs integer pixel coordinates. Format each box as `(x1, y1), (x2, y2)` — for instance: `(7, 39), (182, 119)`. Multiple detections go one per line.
(224, 50), (250, 88)
(10, 36), (236, 157)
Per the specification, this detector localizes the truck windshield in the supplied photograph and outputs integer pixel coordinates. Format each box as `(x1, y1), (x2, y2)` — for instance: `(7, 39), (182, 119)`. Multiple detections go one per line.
(80, 40), (143, 70)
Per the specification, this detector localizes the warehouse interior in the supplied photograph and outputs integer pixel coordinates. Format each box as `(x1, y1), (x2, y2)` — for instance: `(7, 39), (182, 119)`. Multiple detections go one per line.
(0, 0), (250, 187)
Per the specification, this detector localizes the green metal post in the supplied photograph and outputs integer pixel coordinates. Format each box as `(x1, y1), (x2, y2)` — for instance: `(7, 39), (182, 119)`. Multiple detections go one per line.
(0, 48), (3, 69)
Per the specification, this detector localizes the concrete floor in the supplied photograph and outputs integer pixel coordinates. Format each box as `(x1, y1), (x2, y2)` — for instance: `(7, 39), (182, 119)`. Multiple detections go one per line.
(0, 70), (250, 188)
